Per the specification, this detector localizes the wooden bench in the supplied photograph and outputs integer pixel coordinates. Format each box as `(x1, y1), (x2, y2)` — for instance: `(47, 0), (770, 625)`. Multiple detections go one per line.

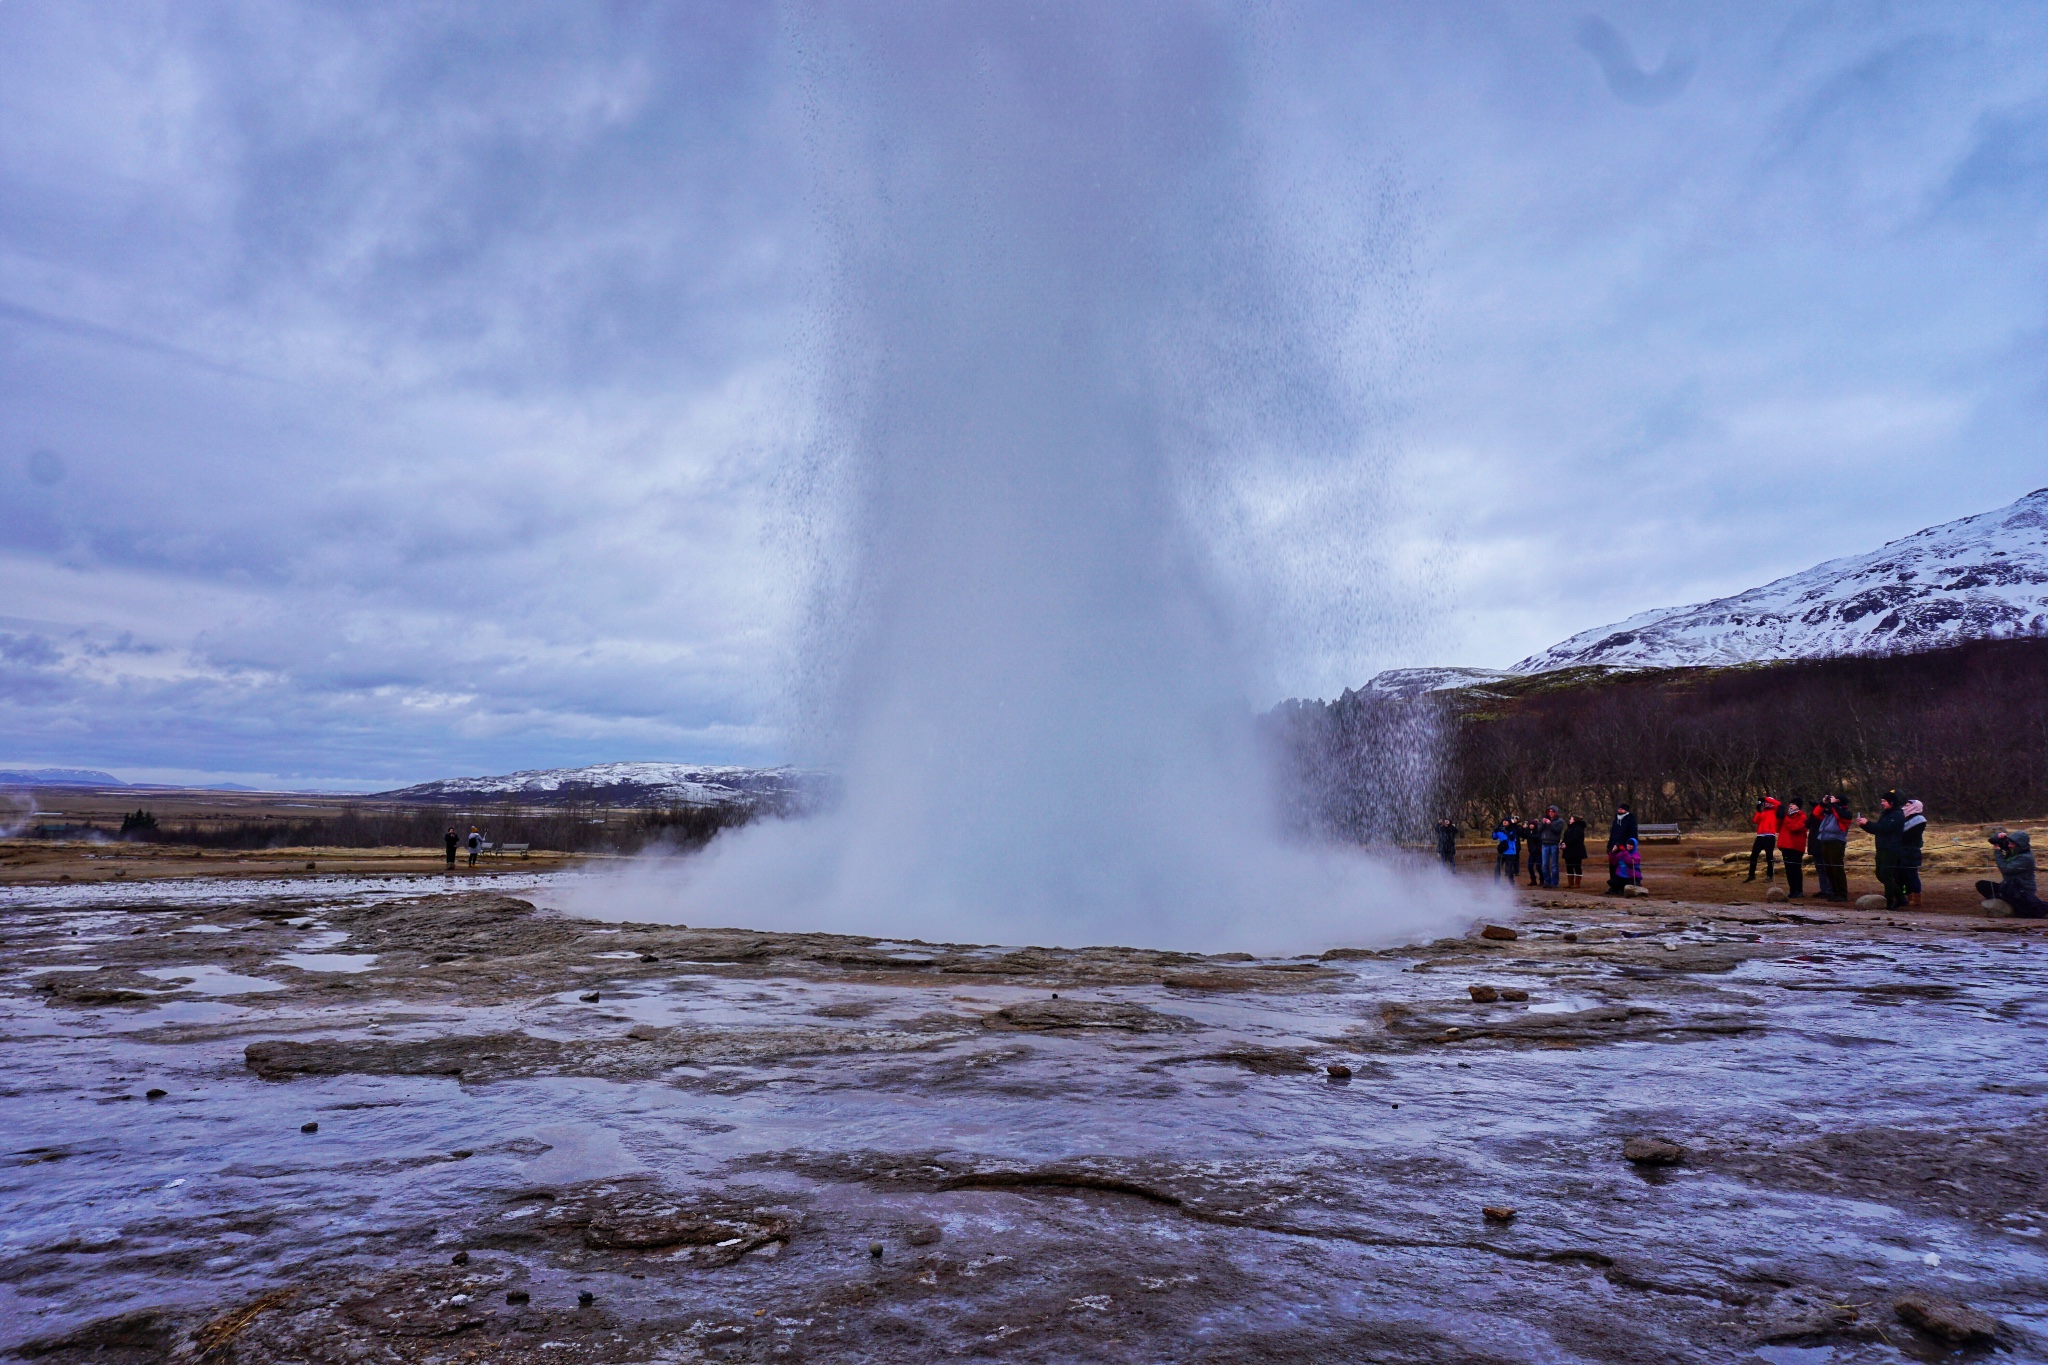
(1638, 823), (1684, 843)
(494, 842), (531, 858)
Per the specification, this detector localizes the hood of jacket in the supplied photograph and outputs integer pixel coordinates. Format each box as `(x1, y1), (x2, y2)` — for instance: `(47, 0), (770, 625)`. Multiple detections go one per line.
(2009, 830), (2034, 855)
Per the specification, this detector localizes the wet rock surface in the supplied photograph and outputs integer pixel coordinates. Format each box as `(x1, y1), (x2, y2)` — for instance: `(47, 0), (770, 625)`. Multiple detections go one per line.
(3, 878), (2047, 1361)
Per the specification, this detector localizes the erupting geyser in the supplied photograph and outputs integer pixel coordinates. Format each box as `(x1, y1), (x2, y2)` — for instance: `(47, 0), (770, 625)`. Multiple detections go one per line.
(652, 3), (1494, 952)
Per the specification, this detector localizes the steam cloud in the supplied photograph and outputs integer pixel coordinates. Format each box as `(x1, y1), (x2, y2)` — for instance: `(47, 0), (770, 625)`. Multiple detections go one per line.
(557, 2), (1500, 954)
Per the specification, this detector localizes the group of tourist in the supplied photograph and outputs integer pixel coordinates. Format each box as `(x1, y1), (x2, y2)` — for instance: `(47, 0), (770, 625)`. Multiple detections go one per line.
(1743, 791), (1920, 908)
(1433, 794), (2044, 917)
(1446, 807), (1635, 894)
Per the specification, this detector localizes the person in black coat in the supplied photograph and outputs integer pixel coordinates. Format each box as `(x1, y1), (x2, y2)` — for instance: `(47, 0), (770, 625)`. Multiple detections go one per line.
(1858, 792), (1908, 910)
(1562, 816), (1588, 889)
(444, 827), (459, 870)
(1436, 818), (1459, 867)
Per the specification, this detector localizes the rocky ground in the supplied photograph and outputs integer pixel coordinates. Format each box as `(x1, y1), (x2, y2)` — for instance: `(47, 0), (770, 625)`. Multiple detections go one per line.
(2, 871), (2044, 1363)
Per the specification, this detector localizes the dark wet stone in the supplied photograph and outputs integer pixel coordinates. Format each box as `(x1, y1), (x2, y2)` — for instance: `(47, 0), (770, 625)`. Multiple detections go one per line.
(1325, 1063), (1352, 1079)
(981, 998), (1197, 1033)
(578, 1290), (595, 1306)
(579, 991), (600, 1002)
(639, 953), (659, 963)
(505, 1289), (529, 1305)
(1894, 1288), (2001, 1344)
(869, 1241), (884, 1258)
(1468, 984), (1500, 1002)
(1622, 1136), (1685, 1165)
(1498, 988), (1529, 1002)
(1480, 924), (1519, 940)
(16, 1308), (175, 1359)
(1756, 1288), (1859, 1342)
(145, 1087), (167, 1099)
(450, 1149), (473, 1160)
(300, 1121), (318, 1133)
(451, 1250), (469, 1264)
(1482, 1206), (1516, 1222)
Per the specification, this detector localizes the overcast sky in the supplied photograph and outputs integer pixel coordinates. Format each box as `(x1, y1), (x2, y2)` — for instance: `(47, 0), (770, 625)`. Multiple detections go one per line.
(3, 2), (2045, 790)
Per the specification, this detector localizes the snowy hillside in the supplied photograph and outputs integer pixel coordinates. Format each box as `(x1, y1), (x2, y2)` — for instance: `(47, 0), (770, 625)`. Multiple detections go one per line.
(380, 761), (813, 809)
(1512, 487), (2048, 673)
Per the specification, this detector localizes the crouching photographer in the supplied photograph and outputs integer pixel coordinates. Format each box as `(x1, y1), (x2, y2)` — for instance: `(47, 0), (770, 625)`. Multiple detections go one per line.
(1977, 829), (2045, 918)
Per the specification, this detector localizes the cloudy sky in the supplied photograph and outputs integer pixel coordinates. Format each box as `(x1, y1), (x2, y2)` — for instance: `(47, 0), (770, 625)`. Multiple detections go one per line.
(2, 2), (2045, 790)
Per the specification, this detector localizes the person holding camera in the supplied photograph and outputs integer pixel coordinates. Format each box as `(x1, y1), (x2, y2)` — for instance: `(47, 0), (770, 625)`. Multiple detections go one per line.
(1777, 797), (1808, 898)
(1810, 796), (1851, 902)
(1978, 830), (2044, 918)
(1746, 796), (1780, 882)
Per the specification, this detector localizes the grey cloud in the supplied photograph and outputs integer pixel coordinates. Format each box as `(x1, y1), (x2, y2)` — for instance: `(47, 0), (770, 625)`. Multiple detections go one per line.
(1574, 15), (1696, 106)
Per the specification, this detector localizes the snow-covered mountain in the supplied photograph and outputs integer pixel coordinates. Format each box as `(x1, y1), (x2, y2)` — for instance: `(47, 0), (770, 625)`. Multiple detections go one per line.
(1347, 667), (1514, 700)
(1512, 487), (2048, 673)
(379, 761), (814, 809)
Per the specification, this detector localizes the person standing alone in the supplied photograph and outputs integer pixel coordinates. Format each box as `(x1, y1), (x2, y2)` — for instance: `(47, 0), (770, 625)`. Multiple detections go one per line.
(1746, 797), (1780, 882)
(444, 827), (459, 870)
(1562, 814), (1588, 889)
(1436, 818), (1460, 868)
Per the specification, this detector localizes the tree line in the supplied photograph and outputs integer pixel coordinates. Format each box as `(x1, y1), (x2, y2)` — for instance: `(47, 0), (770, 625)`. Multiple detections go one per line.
(1266, 637), (2048, 837)
(102, 799), (761, 854)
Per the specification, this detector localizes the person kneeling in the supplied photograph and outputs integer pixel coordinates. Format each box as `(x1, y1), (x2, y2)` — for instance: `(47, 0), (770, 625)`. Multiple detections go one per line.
(1979, 829), (2045, 918)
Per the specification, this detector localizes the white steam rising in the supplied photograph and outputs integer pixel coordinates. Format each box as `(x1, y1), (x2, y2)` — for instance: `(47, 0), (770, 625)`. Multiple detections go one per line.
(555, 3), (1500, 953)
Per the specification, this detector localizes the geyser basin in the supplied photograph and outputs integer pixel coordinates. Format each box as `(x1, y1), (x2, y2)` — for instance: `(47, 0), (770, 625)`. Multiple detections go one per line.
(5, 882), (2044, 1361)
(653, 2), (1488, 952)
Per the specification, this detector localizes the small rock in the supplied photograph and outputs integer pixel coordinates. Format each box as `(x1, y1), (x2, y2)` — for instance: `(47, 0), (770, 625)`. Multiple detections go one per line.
(448, 1293), (470, 1306)
(1468, 985), (1499, 1003)
(869, 1242), (884, 1260)
(1498, 988), (1528, 1002)
(300, 1122), (318, 1134)
(449, 1149), (473, 1160)
(1764, 885), (1788, 902)
(1325, 1063), (1352, 1079)
(1856, 894), (1887, 910)
(451, 1250), (469, 1265)
(1479, 924), (1518, 941)
(903, 1223), (943, 1246)
(1482, 1206), (1516, 1223)
(145, 1088), (167, 1100)
(577, 1291), (595, 1307)
(304, 862), (315, 871)
(639, 953), (659, 963)
(1561, 932), (1578, 942)
(578, 991), (601, 1003)
(505, 1290), (529, 1306)
(1894, 1288), (2000, 1344)
(1623, 884), (1650, 898)
(1983, 898), (2013, 918)
(626, 1024), (662, 1041)
(1621, 1136), (1685, 1165)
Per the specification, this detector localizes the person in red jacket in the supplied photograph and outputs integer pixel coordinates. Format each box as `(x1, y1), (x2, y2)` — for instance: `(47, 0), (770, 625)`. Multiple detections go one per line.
(1746, 796), (1780, 882)
(1776, 797), (1808, 898)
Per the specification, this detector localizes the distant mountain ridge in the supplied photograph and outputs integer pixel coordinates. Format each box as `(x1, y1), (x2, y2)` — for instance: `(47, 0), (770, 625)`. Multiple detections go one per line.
(0, 768), (123, 788)
(377, 761), (812, 809)
(1511, 487), (2048, 673)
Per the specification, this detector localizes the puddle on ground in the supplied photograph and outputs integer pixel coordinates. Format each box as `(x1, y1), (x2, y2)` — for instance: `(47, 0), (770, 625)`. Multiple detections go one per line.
(2, 879), (2044, 1362)
(271, 953), (379, 974)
